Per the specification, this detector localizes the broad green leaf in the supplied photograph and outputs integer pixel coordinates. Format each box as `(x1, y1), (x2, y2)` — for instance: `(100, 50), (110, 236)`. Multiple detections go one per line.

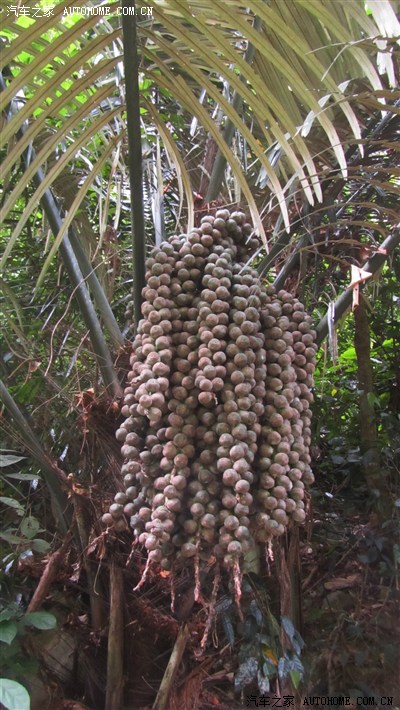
(0, 455), (26, 468)
(0, 498), (25, 516)
(23, 612), (57, 631)
(0, 532), (27, 545)
(367, 392), (381, 408)
(20, 517), (41, 540)
(340, 346), (357, 361)
(289, 669), (302, 689)
(0, 621), (18, 646)
(31, 539), (51, 554)
(0, 679), (30, 710)
(5, 473), (41, 481)
(0, 606), (19, 623)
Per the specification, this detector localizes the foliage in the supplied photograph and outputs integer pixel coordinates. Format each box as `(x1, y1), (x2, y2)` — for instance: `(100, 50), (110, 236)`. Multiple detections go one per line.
(0, 451), (51, 554)
(1, 0), (399, 271)
(312, 253), (400, 495)
(234, 613), (304, 695)
(0, 604), (57, 677)
(0, 1), (399, 707)
(0, 451), (57, 696)
(0, 678), (30, 710)
(221, 589), (305, 695)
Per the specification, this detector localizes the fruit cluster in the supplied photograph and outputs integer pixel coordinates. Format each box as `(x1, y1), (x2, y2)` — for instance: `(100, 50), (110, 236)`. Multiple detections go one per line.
(103, 209), (316, 587)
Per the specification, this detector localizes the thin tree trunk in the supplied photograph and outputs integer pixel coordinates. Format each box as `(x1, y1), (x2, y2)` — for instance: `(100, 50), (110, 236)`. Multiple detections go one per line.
(105, 561), (125, 710)
(153, 624), (190, 710)
(354, 297), (387, 511)
(73, 492), (105, 632)
(288, 529), (303, 634)
(122, 1), (146, 332)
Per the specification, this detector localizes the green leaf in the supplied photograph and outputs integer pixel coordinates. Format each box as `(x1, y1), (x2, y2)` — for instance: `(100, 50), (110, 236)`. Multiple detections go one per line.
(0, 621), (18, 646)
(0, 454), (26, 468)
(0, 498), (25, 516)
(31, 539), (51, 554)
(367, 392), (381, 408)
(5, 473), (40, 482)
(0, 531), (27, 545)
(289, 669), (302, 689)
(0, 679), (30, 710)
(340, 346), (357, 361)
(23, 612), (57, 631)
(0, 606), (19, 623)
(20, 517), (41, 540)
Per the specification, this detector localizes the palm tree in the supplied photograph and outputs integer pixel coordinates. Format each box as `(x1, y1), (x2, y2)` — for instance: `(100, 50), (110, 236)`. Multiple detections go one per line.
(1, 1), (399, 707)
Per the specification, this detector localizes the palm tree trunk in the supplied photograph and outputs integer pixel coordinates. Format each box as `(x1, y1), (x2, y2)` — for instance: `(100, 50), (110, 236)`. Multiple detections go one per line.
(122, 0), (146, 331)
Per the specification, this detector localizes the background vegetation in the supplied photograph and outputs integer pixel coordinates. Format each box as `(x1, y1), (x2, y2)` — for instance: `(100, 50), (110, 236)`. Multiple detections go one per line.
(0, 1), (399, 708)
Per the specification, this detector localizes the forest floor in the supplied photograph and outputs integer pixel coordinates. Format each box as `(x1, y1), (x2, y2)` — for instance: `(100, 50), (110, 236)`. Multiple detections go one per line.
(300, 477), (399, 703)
(26, 464), (400, 710)
(120, 467), (400, 710)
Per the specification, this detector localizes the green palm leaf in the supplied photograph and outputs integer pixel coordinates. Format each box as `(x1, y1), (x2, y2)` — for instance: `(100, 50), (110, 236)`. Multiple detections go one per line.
(1, 0), (398, 273)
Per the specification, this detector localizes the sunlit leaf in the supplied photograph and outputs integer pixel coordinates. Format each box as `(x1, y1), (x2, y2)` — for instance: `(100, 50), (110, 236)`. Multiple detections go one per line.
(20, 517), (41, 540)
(0, 679), (30, 710)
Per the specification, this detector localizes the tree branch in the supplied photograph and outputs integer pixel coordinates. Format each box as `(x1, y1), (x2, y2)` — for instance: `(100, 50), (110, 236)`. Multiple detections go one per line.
(315, 228), (400, 345)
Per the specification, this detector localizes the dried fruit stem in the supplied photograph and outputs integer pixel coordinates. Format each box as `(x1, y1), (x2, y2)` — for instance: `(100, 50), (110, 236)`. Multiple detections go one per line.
(27, 533), (72, 613)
